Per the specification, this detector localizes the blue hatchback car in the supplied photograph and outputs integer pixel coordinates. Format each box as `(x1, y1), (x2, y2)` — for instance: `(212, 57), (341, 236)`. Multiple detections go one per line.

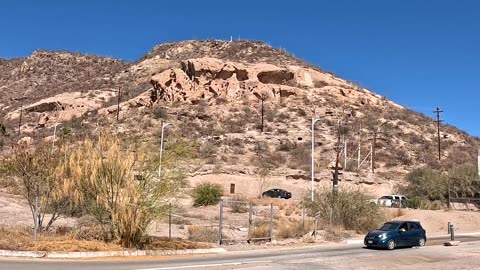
(364, 221), (427, 250)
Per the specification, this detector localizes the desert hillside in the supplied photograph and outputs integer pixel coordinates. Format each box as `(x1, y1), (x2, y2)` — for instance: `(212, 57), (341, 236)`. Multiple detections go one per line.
(1, 40), (479, 197)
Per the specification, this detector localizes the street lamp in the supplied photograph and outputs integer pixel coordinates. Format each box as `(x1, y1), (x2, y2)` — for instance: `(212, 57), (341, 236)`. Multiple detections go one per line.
(158, 122), (171, 177)
(311, 117), (321, 201)
(51, 123), (63, 154)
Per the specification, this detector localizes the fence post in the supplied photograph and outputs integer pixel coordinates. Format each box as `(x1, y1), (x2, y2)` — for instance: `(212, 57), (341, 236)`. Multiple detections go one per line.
(248, 202), (253, 242)
(329, 207), (333, 225)
(302, 206), (305, 228)
(269, 203), (273, 241)
(450, 224), (455, 241)
(168, 203), (172, 239)
(218, 200), (223, 245)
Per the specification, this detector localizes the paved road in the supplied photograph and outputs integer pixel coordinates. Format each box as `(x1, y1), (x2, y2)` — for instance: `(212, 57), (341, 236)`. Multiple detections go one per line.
(1, 235), (479, 270)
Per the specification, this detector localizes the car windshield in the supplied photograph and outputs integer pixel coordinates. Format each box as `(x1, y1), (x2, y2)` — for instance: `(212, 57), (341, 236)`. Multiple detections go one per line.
(378, 223), (398, 231)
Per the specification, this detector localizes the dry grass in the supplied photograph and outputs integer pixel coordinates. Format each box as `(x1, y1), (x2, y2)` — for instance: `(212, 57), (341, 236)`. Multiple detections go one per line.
(0, 226), (211, 251)
(250, 223), (270, 239)
(0, 227), (122, 252)
(145, 238), (211, 250)
(323, 224), (344, 242)
(187, 226), (219, 243)
(276, 218), (311, 239)
(247, 197), (290, 210)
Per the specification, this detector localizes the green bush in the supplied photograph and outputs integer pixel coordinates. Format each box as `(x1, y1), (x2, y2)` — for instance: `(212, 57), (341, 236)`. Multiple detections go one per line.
(192, 183), (224, 206)
(303, 187), (385, 233)
(403, 168), (447, 201)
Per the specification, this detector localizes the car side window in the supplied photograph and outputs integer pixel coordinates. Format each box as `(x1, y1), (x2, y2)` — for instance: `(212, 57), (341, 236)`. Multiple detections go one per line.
(399, 223), (408, 231)
(409, 223), (419, 230)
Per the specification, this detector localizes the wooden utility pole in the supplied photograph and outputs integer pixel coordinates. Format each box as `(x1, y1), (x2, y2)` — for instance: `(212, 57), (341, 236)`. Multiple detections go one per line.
(371, 131), (378, 173)
(332, 121), (342, 193)
(18, 106), (23, 135)
(259, 93), (268, 133)
(433, 107), (443, 161)
(116, 87), (121, 122)
(370, 122), (386, 174)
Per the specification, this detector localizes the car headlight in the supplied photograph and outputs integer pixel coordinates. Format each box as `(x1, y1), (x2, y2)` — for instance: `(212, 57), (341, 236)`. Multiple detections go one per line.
(378, 233), (387, 239)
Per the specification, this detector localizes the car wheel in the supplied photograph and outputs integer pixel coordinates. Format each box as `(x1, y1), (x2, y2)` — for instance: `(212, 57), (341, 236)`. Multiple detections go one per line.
(387, 239), (396, 250)
(418, 237), (426, 247)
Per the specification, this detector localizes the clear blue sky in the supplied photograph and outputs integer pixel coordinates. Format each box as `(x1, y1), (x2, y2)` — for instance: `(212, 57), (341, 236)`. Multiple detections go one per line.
(2, 0), (479, 136)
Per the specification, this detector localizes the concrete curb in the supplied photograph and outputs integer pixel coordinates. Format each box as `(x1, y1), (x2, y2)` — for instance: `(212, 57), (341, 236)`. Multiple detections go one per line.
(0, 250), (46, 258)
(0, 248), (227, 259)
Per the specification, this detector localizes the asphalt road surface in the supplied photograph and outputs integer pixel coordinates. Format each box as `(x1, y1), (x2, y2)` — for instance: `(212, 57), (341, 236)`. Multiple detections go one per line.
(1, 235), (479, 270)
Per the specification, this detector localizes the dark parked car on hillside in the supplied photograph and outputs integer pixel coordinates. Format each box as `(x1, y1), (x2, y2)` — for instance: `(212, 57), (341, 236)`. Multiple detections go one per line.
(364, 221), (426, 250)
(262, 189), (292, 199)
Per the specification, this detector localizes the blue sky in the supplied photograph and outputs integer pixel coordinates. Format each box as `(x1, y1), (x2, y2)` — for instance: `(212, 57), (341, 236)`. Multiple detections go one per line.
(1, 0), (479, 136)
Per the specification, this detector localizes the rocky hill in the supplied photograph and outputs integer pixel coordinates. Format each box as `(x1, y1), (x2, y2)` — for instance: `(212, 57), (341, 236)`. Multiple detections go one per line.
(1, 40), (478, 195)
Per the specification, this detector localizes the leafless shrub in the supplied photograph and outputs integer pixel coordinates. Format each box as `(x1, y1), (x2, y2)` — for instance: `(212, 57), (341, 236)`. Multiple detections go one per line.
(188, 226), (218, 243)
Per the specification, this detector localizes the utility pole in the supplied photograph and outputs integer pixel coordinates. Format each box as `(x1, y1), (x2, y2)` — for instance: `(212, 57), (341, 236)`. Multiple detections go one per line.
(311, 117), (321, 201)
(116, 87), (121, 122)
(370, 122), (386, 174)
(433, 107), (443, 161)
(259, 93), (268, 133)
(357, 125), (362, 169)
(18, 106), (23, 135)
(332, 121), (342, 193)
(158, 122), (171, 178)
(371, 131), (378, 174)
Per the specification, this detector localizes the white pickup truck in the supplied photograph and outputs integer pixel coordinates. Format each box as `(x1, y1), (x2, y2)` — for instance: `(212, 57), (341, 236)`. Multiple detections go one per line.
(372, 195), (407, 208)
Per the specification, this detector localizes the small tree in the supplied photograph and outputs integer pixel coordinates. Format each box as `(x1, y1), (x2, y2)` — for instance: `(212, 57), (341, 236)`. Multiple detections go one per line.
(447, 165), (479, 198)
(256, 167), (273, 198)
(4, 143), (69, 232)
(402, 168), (447, 201)
(59, 132), (192, 248)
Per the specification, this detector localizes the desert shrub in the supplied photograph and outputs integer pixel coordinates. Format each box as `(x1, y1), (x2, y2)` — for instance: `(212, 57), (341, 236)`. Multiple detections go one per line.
(74, 225), (114, 242)
(277, 141), (294, 152)
(276, 218), (311, 239)
(288, 143), (310, 171)
(199, 142), (218, 159)
(192, 183), (224, 206)
(188, 226), (218, 243)
(251, 223), (270, 239)
(277, 112), (291, 123)
(277, 128), (288, 135)
(303, 187), (385, 233)
(296, 108), (307, 117)
(215, 97), (228, 105)
(313, 80), (329, 88)
(255, 152), (286, 169)
(229, 197), (249, 213)
(152, 106), (168, 119)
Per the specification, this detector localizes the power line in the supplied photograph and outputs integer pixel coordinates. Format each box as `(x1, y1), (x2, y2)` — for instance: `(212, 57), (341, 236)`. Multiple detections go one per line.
(433, 107), (443, 161)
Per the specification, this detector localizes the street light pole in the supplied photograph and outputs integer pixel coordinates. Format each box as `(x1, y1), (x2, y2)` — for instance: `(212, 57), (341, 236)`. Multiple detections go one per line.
(158, 122), (171, 178)
(311, 117), (321, 201)
(51, 123), (62, 154)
